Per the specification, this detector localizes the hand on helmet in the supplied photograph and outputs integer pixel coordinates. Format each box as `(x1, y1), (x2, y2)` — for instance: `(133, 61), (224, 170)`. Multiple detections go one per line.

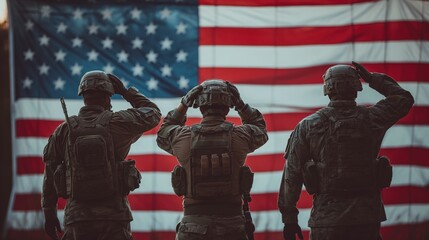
(108, 73), (127, 95)
(352, 61), (373, 84)
(283, 223), (303, 240)
(44, 209), (62, 240)
(226, 82), (245, 110)
(181, 85), (203, 107)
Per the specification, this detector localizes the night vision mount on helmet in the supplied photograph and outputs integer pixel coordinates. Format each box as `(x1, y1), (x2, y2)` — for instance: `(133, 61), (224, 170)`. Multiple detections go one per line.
(323, 65), (362, 96)
(192, 80), (234, 108)
(78, 70), (115, 96)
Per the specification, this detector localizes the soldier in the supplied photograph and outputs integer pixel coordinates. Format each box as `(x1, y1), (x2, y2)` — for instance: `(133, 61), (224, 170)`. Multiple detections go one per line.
(157, 80), (268, 240)
(42, 71), (161, 240)
(278, 62), (414, 240)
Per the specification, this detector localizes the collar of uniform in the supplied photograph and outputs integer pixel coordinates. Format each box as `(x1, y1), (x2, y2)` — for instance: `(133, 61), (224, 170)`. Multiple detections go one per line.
(200, 115), (226, 125)
(78, 105), (106, 116)
(328, 100), (357, 107)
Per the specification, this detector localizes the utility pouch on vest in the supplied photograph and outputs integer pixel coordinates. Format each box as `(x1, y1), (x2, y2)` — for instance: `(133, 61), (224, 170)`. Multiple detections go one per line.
(119, 160), (141, 196)
(53, 163), (68, 198)
(376, 156), (392, 189)
(240, 166), (254, 195)
(303, 160), (319, 195)
(171, 165), (186, 196)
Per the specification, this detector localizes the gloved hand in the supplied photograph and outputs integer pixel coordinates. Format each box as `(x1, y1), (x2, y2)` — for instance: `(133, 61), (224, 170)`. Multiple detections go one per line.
(181, 85), (203, 107)
(44, 209), (61, 240)
(226, 82), (245, 110)
(108, 73), (127, 95)
(283, 223), (303, 240)
(352, 61), (373, 84)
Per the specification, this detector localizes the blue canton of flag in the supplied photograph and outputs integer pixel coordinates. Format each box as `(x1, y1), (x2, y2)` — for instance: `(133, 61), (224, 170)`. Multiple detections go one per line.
(11, 0), (198, 100)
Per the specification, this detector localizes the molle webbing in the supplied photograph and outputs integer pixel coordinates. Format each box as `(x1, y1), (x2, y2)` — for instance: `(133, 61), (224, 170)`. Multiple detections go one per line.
(188, 123), (238, 198)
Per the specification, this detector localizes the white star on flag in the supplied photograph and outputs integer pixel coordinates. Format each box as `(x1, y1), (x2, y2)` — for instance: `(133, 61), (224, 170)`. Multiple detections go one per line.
(102, 37), (113, 49)
(176, 50), (188, 62)
(38, 63), (50, 75)
(57, 23), (67, 33)
(178, 76), (190, 89)
(71, 63), (83, 76)
(146, 51), (158, 63)
(146, 22), (157, 35)
(103, 64), (115, 74)
(161, 38), (173, 50)
(24, 49), (34, 61)
(22, 77), (33, 89)
(132, 63), (144, 76)
(72, 37), (83, 47)
(87, 50), (98, 61)
(55, 50), (66, 62)
(161, 64), (172, 77)
(176, 22), (187, 34)
(132, 38), (143, 49)
(117, 50), (129, 62)
(147, 78), (159, 90)
(131, 8), (142, 20)
(39, 35), (50, 46)
(101, 8), (112, 20)
(54, 78), (66, 90)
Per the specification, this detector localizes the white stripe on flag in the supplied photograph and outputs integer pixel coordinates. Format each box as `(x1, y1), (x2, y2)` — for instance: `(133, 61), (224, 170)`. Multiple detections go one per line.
(199, 41), (429, 68)
(14, 82), (428, 120)
(199, 1), (427, 27)
(14, 125), (429, 157)
(14, 165), (429, 194)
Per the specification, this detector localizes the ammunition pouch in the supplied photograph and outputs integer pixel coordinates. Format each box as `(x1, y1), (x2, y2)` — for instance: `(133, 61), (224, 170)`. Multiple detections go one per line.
(53, 163), (68, 198)
(240, 166), (254, 195)
(171, 165), (187, 196)
(119, 160), (141, 196)
(303, 160), (319, 195)
(376, 156), (392, 189)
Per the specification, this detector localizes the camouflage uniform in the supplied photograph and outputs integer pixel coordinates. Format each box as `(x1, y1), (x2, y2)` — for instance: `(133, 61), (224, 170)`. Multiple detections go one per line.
(157, 104), (268, 240)
(278, 73), (414, 240)
(42, 88), (161, 240)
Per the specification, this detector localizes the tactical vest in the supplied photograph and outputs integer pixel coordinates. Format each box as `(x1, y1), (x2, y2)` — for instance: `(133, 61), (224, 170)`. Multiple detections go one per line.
(185, 122), (240, 198)
(66, 111), (117, 201)
(315, 107), (377, 194)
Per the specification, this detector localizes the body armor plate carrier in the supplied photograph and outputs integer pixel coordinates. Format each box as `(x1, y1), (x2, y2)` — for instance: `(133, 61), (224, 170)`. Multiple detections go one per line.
(315, 107), (377, 194)
(186, 122), (240, 198)
(67, 111), (117, 201)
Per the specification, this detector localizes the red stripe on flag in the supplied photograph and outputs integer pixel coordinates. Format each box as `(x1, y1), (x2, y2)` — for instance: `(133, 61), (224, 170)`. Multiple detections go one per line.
(15, 105), (428, 138)
(200, 63), (429, 84)
(200, 22), (428, 46)
(13, 186), (429, 211)
(15, 147), (429, 175)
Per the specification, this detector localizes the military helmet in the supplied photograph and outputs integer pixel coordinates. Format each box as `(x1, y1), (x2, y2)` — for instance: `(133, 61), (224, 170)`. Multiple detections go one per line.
(193, 80), (234, 108)
(323, 65), (362, 96)
(77, 70), (115, 96)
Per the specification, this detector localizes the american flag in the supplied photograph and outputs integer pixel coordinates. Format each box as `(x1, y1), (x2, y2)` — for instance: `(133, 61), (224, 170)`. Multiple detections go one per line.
(6, 0), (429, 239)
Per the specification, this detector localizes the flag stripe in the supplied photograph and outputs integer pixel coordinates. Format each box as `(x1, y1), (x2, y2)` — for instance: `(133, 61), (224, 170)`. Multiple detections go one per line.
(7, 204), (429, 231)
(13, 82), (429, 120)
(13, 185), (429, 212)
(199, 63), (429, 84)
(14, 105), (429, 138)
(8, 223), (429, 240)
(13, 165), (429, 195)
(13, 125), (429, 157)
(16, 147), (429, 175)
(199, 1), (428, 27)
(200, 22), (429, 46)
(199, 0), (377, 7)
(199, 41), (429, 68)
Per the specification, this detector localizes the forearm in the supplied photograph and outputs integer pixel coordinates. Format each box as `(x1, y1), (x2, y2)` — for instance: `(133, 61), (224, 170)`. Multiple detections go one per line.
(41, 164), (59, 211)
(123, 87), (161, 113)
(238, 104), (267, 131)
(156, 105), (187, 153)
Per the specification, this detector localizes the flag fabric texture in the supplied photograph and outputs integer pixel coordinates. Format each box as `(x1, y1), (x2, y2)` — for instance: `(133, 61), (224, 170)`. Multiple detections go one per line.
(6, 0), (429, 239)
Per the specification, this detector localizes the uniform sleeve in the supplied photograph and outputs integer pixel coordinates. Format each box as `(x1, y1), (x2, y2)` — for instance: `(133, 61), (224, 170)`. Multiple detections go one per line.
(234, 104), (269, 152)
(368, 73), (415, 129)
(156, 108), (187, 154)
(41, 125), (66, 211)
(112, 88), (162, 138)
(278, 123), (310, 224)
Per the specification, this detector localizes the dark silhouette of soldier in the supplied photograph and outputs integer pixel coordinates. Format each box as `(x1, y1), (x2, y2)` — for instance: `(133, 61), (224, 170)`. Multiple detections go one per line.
(278, 62), (414, 240)
(42, 71), (161, 240)
(157, 80), (268, 240)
